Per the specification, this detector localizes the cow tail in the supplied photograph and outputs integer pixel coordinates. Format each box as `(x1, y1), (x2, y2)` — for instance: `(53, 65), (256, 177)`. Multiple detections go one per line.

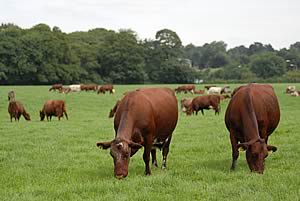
(63, 102), (68, 120)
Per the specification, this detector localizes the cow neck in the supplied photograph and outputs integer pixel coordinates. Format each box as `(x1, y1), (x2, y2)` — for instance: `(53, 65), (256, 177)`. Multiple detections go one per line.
(116, 110), (135, 142)
(242, 89), (261, 143)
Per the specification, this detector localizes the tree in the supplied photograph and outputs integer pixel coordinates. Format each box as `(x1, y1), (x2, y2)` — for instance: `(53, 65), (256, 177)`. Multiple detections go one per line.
(250, 52), (286, 78)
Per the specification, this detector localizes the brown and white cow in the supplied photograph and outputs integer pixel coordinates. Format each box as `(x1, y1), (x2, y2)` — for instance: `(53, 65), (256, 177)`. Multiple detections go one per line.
(180, 98), (193, 115)
(225, 84), (279, 174)
(96, 88), (178, 179)
(187, 95), (221, 115)
(97, 84), (115, 94)
(8, 101), (31, 122)
(40, 100), (68, 121)
(8, 90), (16, 101)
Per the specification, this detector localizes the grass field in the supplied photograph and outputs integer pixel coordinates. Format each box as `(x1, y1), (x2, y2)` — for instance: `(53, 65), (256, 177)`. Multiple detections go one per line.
(0, 83), (299, 201)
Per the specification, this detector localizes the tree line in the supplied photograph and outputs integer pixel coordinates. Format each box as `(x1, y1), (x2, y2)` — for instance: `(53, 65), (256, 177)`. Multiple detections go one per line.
(0, 23), (299, 85)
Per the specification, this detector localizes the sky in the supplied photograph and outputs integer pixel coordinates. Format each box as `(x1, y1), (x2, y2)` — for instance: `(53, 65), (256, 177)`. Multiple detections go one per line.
(1, 0), (299, 49)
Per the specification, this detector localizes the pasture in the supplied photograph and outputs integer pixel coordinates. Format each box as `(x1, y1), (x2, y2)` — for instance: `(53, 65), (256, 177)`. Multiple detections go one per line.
(0, 84), (299, 201)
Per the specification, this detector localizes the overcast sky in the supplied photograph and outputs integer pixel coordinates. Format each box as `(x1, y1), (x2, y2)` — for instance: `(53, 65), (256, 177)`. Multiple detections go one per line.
(1, 0), (299, 49)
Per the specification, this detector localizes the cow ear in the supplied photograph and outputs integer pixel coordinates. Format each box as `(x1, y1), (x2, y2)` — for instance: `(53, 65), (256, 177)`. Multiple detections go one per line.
(267, 145), (277, 153)
(237, 143), (249, 151)
(129, 141), (143, 150)
(96, 141), (112, 149)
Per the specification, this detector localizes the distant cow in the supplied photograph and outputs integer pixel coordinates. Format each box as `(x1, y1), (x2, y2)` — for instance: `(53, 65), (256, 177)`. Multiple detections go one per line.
(108, 100), (120, 118)
(174, 85), (195, 94)
(80, 84), (98, 91)
(49, 84), (63, 92)
(204, 85), (216, 90)
(8, 91), (15, 101)
(225, 84), (279, 174)
(40, 100), (68, 121)
(8, 101), (31, 122)
(285, 86), (296, 94)
(59, 87), (71, 94)
(96, 88), (178, 179)
(290, 91), (299, 97)
(69, 84), (81, 92)
(187, 95), (221, 115)
(97, 84), (115, 94)
(208, 86), (229, 95)
(180, 98), (193, 115)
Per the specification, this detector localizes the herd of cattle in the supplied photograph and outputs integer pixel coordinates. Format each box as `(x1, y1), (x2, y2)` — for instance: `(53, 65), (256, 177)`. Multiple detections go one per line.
(7, 83), (296, 179)
(49, 84), (115, 94)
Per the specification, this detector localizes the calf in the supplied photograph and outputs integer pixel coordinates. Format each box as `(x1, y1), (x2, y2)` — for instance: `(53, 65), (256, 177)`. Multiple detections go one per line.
(225, 84), (279, 174)
(8, 101), (31, 122)
(40, 100), (68, 121)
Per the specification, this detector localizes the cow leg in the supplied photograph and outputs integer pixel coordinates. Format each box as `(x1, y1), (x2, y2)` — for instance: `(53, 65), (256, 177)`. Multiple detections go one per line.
(230, 130), (239, 170)
(143, 135), (153, 175)
(151, 148), (158, 167)
(10, 114), (12, 122)
(201, 109), (204, 115)
(162, 136), (172, 170)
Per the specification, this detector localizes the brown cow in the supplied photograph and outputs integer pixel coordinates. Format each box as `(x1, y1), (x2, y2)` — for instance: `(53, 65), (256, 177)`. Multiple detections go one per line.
(96, 88), (178, 179)
(40, 100), (68, 121)
(108, 100), (120, 118)
(174, 85), (195, 94)
(194, 89), (205, 95)
(8, 101), (31, 122)
(225, 84), (279, 174)
(59, 87), (71, 94)
(180, 98), (193, 115)
(187, 95), (221, 115)
(49, 84), (63, 92)
(97, 84), (115, 94)
(80, 84), (98, 91)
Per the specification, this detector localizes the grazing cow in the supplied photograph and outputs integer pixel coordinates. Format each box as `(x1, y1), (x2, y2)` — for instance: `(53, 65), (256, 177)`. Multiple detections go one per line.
(204, 85), (216, 90)
(97, 84), (115, 94)
(108, 100), (120, 118)
(180, 98), (193, 115)
(194, 89), (205, 95)
(69, 84), (81, 92)
(187, 95), (221, 115)
(80, 84), (98, 91)
(285, 86), (296, 94)
(8, 91), (16, 101)
(96, 88), (178, 179)
(40, 100), (68, 121)
(49, 84), (63, 92)
(225, 84), (279, 174)
(8, 101), (31, 122)
(174, 85), (195, 94)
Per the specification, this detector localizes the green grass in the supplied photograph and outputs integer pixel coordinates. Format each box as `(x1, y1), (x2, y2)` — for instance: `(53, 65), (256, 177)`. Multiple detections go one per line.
(0, 84), (299, 201)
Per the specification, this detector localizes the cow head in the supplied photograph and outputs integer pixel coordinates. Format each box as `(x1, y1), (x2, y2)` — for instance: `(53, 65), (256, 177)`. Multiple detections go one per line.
(237, 139), (277, 174)
(40, 111), (45, 121)
(96, 138), (142, 179)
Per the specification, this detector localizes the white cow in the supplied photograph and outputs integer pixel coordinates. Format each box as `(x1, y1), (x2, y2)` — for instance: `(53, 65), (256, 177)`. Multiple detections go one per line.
(69, 84), (81, 92)
(290, 91), (299, 97)
(208, 87), (223, 95)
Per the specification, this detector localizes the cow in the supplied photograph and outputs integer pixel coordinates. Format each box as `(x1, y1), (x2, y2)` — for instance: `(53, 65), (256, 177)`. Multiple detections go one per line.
(290, 91), (299, 97)
(108, 100), (120, 118)
(8, 101), (31, 122)
(180, 98), (193, 115)
(187, 95), (221, 115)
(69, 84), (81, 92)
(97, 84), (115, 94)
(204, 85), (216, 90)
(49, 84), (63, 92)
(80, 84), (98, 91)
(96, 88), (178, 179)
(285, 86), (296, 94)
(207, 86), (229, 95)
(40, 100), (68, 121)
(174, 85), (195, 94)
(225, 84), (280, 174)
(8, 91), (15, 101)
(59, 87), (71, 94)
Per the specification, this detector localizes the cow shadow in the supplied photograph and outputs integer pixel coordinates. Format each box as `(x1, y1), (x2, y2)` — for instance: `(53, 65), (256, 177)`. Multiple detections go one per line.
(197, 159), (233, 173)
